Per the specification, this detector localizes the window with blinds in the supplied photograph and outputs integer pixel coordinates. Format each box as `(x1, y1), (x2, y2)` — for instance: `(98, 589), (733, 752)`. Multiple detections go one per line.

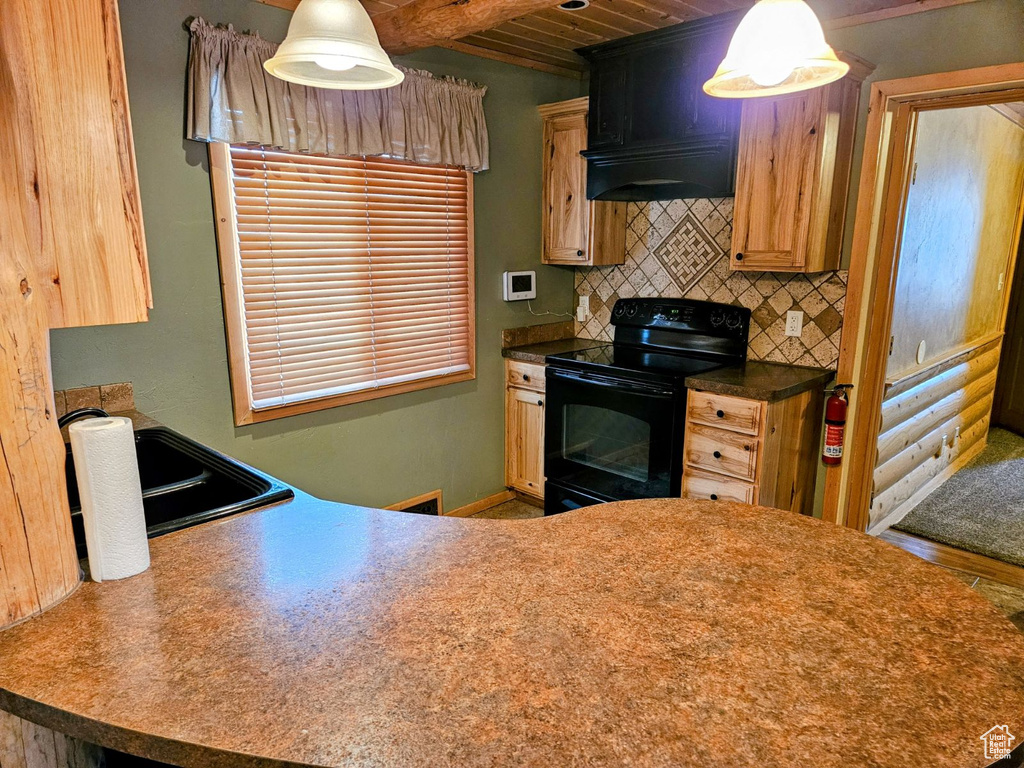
(209, 143), (475, 425)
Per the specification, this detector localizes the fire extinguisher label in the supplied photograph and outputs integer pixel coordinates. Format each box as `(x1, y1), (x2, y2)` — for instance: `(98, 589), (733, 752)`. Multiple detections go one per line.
(824, 425), (844, 458)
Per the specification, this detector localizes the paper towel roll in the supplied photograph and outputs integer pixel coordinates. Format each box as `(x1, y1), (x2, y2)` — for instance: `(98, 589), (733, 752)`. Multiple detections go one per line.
(69, 417), (150, 582)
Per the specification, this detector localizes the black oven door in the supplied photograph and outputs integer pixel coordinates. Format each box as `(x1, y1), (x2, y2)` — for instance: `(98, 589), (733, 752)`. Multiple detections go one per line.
(544, 368), (685, 503)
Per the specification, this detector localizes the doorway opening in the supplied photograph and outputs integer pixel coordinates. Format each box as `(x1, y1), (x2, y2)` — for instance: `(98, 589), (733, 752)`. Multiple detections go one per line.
(825, 64), (1024, 585)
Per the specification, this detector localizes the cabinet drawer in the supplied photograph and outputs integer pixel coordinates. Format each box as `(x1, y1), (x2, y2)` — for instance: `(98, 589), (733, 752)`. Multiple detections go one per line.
(684, 423), (759, 481)
(687, 391), (762, 435)
(682, 467), (756, 504)
(506, 360), (545, 392)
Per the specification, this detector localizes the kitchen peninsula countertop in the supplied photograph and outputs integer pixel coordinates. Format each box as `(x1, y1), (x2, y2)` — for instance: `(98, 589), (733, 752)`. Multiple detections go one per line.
(1, 497), (1022, 767)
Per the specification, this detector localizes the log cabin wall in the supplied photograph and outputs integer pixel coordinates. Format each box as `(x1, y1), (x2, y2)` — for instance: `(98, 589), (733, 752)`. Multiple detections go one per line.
(869, 104), (1024, 533)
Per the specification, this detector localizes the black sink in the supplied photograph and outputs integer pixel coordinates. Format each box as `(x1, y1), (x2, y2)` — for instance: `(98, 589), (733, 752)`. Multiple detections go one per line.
(66, 426), (293, 558)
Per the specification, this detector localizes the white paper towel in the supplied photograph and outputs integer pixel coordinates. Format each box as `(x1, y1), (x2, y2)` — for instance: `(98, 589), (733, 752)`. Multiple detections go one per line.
(69, 417), (150, 582)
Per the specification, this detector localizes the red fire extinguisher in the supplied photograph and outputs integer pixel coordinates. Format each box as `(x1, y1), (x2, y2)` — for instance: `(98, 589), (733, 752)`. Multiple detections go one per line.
(822, 385), (852, 465)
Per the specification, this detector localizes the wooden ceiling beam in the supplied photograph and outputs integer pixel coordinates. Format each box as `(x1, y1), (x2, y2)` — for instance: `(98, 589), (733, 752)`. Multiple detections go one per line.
(372, 0), (572, 54)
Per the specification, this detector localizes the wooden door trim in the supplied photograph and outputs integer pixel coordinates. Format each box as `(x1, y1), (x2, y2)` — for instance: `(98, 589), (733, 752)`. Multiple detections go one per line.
(823, 62), (1024, 530)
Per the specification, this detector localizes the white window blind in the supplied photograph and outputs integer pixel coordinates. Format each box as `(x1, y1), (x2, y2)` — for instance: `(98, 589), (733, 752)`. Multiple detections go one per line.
(212, 144), (474, 423)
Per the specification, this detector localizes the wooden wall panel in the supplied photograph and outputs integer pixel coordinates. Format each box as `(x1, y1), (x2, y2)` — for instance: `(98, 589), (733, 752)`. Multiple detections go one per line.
(0, 1), (82, 630)
(887, 106), (1024, 379)
(1, 0), (151, 329)
(869, 337), (1001, 531)
(0, 711), (101, 768)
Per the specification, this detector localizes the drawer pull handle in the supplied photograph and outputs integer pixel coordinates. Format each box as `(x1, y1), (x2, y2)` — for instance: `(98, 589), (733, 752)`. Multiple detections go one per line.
(716, 409), (725, 418)
(710, 494), (718, 500)
(523, 374), (530, 382)
(713, 450), (722, 459)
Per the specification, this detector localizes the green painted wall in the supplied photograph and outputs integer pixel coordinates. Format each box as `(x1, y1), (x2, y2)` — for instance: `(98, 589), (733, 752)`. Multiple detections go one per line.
(49, 0), (581, 510)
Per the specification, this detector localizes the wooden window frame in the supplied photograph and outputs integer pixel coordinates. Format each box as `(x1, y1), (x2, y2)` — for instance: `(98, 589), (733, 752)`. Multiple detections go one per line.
(208, 142), (476, 426)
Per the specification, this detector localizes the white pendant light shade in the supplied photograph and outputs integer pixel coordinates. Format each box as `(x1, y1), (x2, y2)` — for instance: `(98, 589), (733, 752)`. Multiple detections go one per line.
(703, 0), (848, 99)
(264, 0), (404, 90)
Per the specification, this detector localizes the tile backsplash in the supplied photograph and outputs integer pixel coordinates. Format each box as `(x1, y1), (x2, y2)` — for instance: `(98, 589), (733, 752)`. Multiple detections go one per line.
(574, 199), (847, 369)
(54, 382), (134, 418)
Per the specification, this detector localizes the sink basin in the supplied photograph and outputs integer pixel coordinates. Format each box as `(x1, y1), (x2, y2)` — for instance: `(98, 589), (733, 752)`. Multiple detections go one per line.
(66, 426), (293, 557)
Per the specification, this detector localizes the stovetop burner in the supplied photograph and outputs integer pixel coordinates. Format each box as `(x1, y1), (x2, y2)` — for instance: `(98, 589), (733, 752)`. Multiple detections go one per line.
(546, 343), (725, 384)
(545, 297), (751, 384)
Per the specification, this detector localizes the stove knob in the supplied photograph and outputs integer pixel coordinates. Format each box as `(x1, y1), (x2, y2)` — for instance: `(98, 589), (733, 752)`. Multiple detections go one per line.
(710, 309), (725, 327)
(726, 311), (742, 329)
(625, 303), (638, 318)
(613, 303), (625, 318)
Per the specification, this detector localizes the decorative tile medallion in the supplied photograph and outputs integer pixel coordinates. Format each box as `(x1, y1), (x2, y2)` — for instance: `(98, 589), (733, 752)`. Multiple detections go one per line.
(574, 200), (848, 369)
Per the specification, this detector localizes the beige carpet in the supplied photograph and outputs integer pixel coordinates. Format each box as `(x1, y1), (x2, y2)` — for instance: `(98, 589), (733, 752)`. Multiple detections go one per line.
(893, 428), (1024, 566)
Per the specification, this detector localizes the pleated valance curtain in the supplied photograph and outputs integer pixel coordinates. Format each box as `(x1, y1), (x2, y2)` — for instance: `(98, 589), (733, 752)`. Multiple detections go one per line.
(186, 18), (489, 171)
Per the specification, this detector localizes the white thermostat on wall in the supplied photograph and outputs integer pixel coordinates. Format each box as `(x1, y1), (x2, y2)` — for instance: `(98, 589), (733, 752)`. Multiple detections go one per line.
(503, 271), (537, 301)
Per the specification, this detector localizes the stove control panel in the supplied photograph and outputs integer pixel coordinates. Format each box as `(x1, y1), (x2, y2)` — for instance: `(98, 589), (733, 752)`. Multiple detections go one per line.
(611, 298), (749, 340)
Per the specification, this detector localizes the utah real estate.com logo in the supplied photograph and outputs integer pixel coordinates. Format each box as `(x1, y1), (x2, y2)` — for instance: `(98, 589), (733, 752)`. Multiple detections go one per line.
(981, 725), (1016, 761)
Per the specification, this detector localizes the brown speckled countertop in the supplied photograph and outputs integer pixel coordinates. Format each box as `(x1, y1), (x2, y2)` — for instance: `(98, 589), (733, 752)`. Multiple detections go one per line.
(686, 360), (834, 402)
(502, 337), (603, 363)
(1, 497), (1022, 767)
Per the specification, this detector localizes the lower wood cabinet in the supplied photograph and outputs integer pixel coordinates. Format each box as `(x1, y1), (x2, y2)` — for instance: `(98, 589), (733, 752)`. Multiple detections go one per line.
(681, 389), (823, 515)
(504, 360), (545, 500)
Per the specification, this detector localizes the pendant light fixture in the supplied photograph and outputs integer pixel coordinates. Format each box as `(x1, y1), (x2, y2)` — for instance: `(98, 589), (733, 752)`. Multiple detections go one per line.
(703, 0), (848, 99)
(264, 0), (404, 90)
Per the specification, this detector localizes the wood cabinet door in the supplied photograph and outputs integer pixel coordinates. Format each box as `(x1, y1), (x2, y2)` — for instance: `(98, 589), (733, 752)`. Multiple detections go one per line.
(731, 89), (826, 272)
(2, 0), (150, 327)
(542, 111), (590, 264)
(505, 386), (545, 497)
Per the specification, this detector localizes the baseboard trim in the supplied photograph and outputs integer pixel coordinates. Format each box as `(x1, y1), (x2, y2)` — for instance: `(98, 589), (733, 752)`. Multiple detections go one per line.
(879, 529), (1024, 589)
(446, 490), (514, 518)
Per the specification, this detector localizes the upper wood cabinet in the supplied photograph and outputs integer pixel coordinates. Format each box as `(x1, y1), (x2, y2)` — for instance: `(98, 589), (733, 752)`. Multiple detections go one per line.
(539, 98), (626, 267)
(730, 54), (874, 274)
(1, 0), (151, 328)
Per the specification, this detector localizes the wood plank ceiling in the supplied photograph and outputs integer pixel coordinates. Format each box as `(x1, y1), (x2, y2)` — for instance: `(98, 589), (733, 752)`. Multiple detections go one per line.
(255, 0), (980, 79)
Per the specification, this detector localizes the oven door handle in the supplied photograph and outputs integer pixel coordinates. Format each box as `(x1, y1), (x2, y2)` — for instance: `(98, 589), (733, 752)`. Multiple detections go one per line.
(548, 369), (675, 397)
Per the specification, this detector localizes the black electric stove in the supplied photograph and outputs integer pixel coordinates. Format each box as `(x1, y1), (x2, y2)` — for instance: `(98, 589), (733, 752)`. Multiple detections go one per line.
(543, 297), (750, 515)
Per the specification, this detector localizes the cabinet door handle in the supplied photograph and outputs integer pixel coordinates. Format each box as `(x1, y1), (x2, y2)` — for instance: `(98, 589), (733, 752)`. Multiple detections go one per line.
(735, 253), (744, 261)
(713, 450), (722, 459)
(576, 250), (584, 257)
(537, 399), (544, 406)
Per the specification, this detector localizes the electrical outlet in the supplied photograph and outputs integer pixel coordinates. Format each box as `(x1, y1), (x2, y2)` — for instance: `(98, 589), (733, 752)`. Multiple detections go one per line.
(785, 310), (804, 337)
(576, 294), (590, 322)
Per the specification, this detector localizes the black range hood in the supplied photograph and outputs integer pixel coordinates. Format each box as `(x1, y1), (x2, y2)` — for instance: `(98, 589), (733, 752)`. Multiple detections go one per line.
(578, 12), (743, 202)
